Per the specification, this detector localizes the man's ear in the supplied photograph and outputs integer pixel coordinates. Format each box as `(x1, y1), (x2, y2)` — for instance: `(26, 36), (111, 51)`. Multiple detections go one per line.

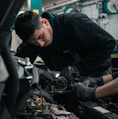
(41, 18), (49, 26)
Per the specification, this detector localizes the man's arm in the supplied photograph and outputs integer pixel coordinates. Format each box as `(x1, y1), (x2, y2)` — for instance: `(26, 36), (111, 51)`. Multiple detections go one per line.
(15, 43), (39, 63)
(96, 77), (118, 98)
(71, 72), (118, 100)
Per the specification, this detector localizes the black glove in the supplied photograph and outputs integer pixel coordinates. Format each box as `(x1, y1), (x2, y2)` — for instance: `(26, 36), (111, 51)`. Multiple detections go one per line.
(54, 83), (96, 104)
(72, 83), (96, 101)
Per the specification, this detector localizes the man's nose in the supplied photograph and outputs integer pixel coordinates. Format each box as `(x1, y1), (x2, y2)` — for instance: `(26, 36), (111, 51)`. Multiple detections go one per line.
(38, 40), (45, 47)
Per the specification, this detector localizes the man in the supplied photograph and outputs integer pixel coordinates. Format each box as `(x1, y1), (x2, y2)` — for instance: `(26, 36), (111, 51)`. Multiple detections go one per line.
(14, 11), (115, 77)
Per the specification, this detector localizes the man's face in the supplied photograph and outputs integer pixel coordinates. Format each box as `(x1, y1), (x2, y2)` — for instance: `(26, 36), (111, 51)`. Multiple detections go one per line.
(28, 18), (53, 47)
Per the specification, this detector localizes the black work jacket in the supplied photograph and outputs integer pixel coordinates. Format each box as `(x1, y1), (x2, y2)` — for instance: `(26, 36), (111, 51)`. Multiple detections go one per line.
(16, 12), (115, 76)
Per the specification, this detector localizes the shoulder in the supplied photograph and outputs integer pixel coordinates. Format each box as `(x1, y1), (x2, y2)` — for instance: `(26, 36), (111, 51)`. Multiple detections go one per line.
(58, 13), (90, 24)
(64, 13), (88, 19)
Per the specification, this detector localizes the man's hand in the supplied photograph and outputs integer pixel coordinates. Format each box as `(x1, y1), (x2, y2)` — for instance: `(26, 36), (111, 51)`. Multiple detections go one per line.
(54, 83), (96, 103)
(72, 83), (96, 101)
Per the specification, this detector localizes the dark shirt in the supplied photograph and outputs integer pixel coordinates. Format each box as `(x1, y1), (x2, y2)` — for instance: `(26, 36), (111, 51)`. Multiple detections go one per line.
(16, 12), (116, 76)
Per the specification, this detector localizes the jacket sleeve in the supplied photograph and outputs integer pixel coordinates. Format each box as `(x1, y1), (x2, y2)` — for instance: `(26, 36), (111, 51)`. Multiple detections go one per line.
(15, 43), (39, 63)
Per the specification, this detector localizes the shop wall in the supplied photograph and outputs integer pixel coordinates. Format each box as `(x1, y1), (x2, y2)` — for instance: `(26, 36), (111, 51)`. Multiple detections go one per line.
(80, 0), (118, 40)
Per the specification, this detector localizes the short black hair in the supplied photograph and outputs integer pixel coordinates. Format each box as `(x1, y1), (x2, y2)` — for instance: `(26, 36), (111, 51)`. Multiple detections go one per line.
(15, 11), (42, 42)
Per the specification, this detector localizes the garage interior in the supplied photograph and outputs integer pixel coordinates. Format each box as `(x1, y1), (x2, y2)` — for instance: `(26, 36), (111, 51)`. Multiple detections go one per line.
(0, 0), (118, 119)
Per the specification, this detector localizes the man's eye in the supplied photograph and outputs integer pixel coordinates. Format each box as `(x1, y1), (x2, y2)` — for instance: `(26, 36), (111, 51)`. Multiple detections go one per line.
(39, 34), (43, 39)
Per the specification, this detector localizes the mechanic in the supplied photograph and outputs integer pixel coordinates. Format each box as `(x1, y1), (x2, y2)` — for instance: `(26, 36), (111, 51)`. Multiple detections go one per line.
(14, 11), (115, 77)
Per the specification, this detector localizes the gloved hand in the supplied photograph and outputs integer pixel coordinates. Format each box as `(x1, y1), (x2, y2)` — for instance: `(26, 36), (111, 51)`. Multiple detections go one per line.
(54, 83), (96, 103)
(72, 83), (96, 101)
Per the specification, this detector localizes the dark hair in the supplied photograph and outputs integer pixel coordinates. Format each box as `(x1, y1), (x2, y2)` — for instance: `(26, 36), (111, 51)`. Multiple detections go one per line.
(14, 11), (42, 42)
